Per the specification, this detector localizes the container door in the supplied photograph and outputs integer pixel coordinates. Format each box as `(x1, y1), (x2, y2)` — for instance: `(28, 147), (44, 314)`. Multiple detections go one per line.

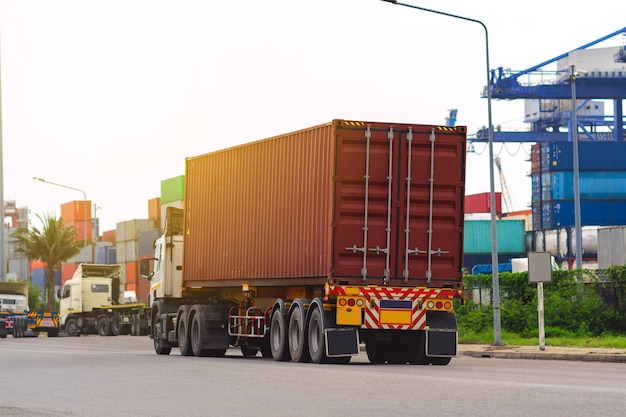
(332, 122), (465, 287)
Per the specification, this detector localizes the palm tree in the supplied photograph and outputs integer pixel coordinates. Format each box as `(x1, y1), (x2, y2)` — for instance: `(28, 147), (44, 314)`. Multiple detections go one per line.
(11, 213), (90, 311)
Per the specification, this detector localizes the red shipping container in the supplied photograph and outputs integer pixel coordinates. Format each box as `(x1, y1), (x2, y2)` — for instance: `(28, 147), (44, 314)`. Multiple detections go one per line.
(464, 192), (502, 214)
(61, 263), (79, 285)
(183, 119), (466, 288)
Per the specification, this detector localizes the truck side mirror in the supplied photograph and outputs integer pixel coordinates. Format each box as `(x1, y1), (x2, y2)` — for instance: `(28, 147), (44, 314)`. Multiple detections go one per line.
(140, 258), (156, 280)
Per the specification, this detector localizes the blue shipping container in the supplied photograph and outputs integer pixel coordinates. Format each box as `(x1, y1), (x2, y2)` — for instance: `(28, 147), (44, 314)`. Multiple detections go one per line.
(464, 220), (526, 254)
(541, 141), (626, 172)
(541, 200), (626, 229)
(531, 174), (542, 203)
(541, 171), (626, 200)
(31, 267), (61, 294)
(463, 253), (525, 272)
(96, 246), (117, 264)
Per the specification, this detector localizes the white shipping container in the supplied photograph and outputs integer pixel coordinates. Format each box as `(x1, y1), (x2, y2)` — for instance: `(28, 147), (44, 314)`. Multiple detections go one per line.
(598, 226), (626, 268)
(116, 219), (155, 242)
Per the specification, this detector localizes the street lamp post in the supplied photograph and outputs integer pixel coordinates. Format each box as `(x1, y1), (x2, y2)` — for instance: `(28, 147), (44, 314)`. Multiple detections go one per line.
(33, 177), (89, 261)
(380, 0), (502, 345)
(570, 65), (584, 271)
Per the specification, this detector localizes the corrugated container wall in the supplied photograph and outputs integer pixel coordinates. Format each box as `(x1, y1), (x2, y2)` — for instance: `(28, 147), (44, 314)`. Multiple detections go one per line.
(183, 120), (466, 287)
(464, 220), (526, 254)
(96, 245), (117, 264)
(541, 201), (626, 229)
(465, 192), (502, 214)
(101, 229), (116, 244)
(598, 226), (626, 268)
(148, 197), (161, 229)
(541, 142), (626, 172)
(116, 219), (155, 243)
(541, 171), (626, 200)
(160, 175), (185, 204)
(61, 200), (92, 222)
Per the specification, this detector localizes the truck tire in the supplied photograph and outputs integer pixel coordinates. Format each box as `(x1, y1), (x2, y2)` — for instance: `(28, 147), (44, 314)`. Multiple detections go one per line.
(131, 314), (139, 336)
(97, 317), (112, 336)
(12, 317), (20, 338)
(111, 315), (123, 336)
(190, 310), (208, 357)
(408, 331), (429, 365)
(241, 346), (258, 357)
(65, 318), (80, 337)
(47, 328), (59, 338)
(177, 307), (193, 356)
(365, 341), (386, 364)
(288, 306), (310, 363)
(260, 334), (272, 358)
(269, 309), (290, 362)
(153, 320), (172, 355)
(307, 307), (329, 364)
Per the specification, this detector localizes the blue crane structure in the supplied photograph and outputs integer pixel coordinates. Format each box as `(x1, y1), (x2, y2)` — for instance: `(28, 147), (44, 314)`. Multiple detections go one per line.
(474, 27), (626, 143)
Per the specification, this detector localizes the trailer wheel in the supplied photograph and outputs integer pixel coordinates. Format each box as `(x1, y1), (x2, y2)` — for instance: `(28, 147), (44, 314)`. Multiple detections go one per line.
(190, 311), (209, 357)
(17, 317), (25, 338)
(97, 317), (112, 336)
(131, 314), (139, 336)
(408, 331), (429, 365)
(12, 317), (20, 338)
(20, 318), (27, 338)
(47, 328), (59, 338)
(270, 309), (290, 362)
(429, 357), (451, 365)
(365, 341), (386, 364)
(260, 333), (272, 358)
(111, 315), (123, 336)
(288, 306), (310, 363)
(65, 318), (80, 337)
(177, 308), (193, 356)
(307, 307), (329, 364)
(241, 346), (258, 357)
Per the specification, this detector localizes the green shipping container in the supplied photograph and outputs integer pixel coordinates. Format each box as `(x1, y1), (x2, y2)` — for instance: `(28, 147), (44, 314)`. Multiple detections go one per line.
(161, 175), (185, 204)
(464, 220), (526, 254)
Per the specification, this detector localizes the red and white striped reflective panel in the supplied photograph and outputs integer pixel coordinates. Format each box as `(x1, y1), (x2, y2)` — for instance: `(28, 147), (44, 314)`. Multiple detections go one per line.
(328, 286), (461, 330)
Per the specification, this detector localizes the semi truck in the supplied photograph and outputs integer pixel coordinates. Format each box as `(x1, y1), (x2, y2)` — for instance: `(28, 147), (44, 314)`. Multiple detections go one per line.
(141, 119), (466, 364)
(0, 281), (60, 338)
(58, 263), (149, 336)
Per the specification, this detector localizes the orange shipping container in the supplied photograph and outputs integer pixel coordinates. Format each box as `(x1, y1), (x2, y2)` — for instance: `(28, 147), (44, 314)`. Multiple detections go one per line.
(183, 119), (466, 289)
(66, 220), (93, 240)
(61, 200), (92, 222)
(101, 229), (116, 244)
(148, 197), (161, 229)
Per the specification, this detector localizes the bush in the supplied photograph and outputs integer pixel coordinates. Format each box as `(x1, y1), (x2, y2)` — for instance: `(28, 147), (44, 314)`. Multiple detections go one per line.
(460, 268), (626, 339)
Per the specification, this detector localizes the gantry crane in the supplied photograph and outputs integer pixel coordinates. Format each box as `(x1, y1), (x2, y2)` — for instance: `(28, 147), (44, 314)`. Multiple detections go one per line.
(474, 27), (626, 143)
(495, 157), (515, 213)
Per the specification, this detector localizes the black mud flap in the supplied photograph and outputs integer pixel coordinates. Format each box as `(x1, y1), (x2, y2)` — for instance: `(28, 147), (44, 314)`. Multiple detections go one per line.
(325, 328), (360, 357)
(426, 330), (457, 357)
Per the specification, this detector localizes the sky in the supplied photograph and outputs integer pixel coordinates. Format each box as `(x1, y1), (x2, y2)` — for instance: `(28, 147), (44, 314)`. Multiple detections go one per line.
(1, 0), (624, 233)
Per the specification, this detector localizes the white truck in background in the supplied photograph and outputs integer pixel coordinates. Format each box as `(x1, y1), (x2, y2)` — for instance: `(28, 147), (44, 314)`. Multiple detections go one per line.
(0, 281), (60, 338)
(58, 264), (149, 337)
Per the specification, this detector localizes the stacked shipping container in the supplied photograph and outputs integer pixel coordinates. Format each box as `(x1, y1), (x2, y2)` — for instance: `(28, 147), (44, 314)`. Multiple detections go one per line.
(463, 219), (526, 271)
(116, 219), (155, 297)
(532, 142), (626, 230)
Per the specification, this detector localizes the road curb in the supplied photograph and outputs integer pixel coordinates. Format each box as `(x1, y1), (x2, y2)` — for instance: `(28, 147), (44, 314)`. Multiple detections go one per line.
(462, 350), (626, 363)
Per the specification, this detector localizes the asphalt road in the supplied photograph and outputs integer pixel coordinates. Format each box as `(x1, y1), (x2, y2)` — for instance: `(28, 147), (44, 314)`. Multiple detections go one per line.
(2, 336), (626, 417)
